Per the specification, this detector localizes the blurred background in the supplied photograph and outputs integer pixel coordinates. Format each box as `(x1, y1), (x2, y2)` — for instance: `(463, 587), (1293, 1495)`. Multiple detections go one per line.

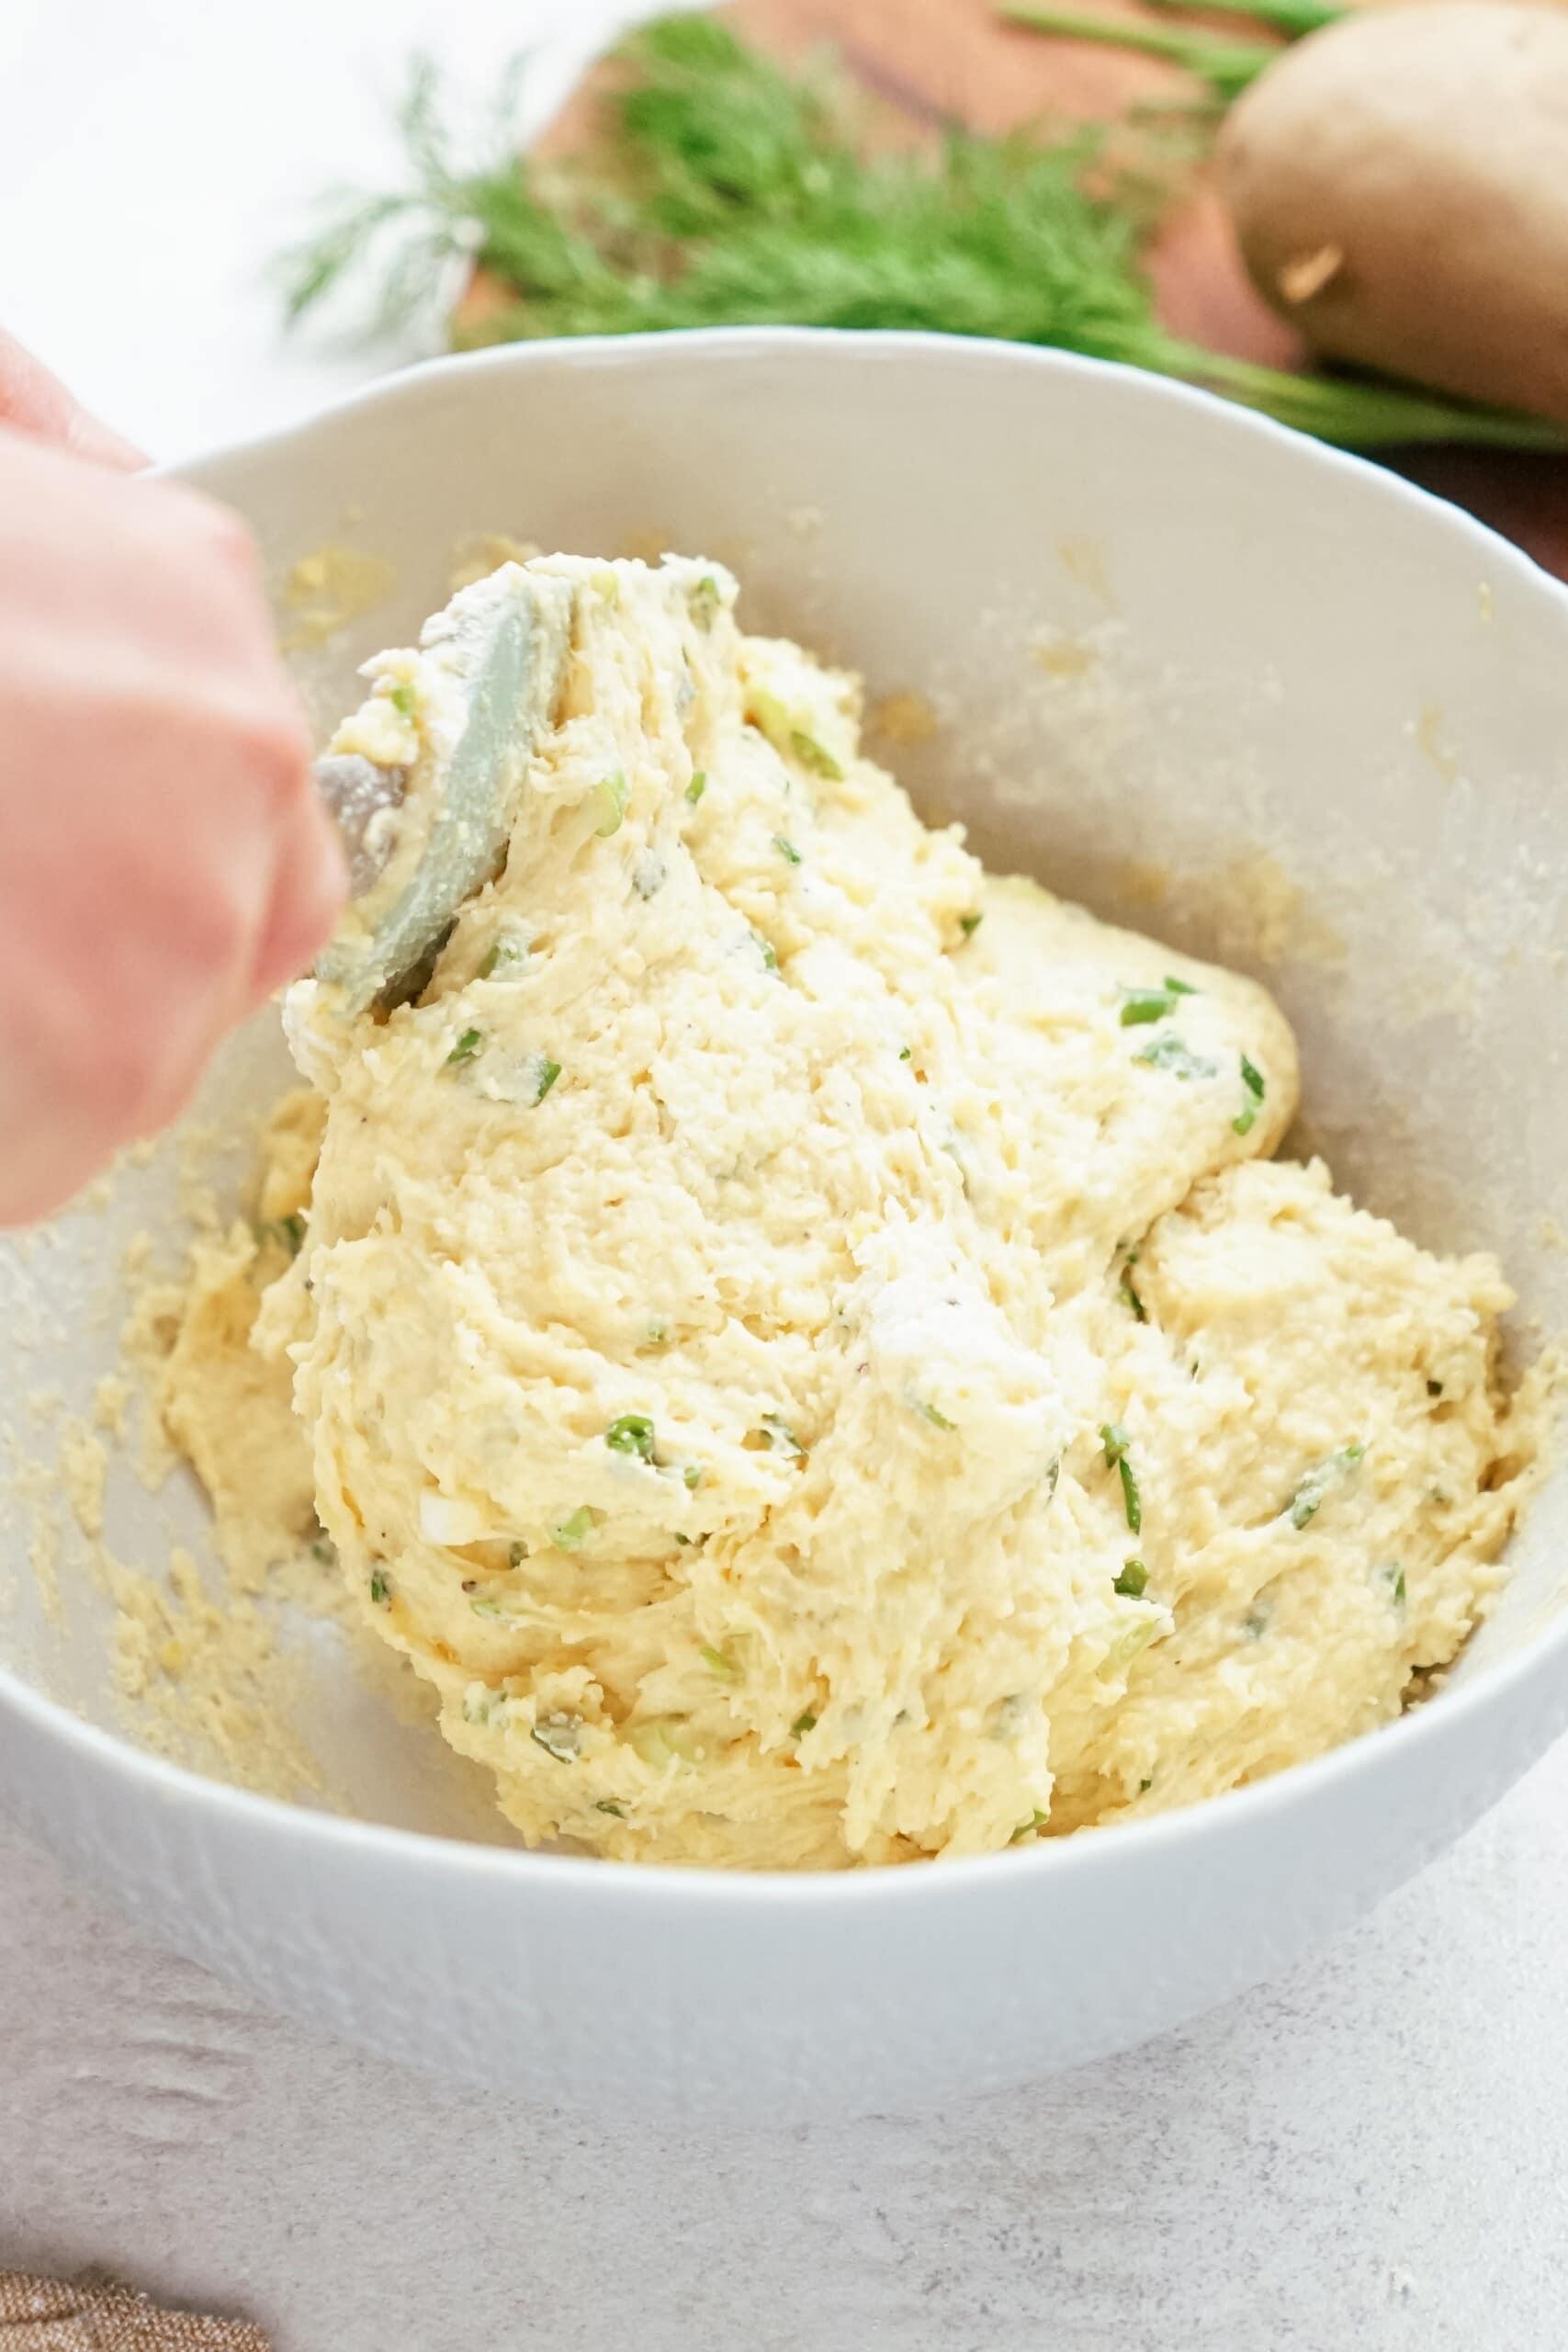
(0, 0), (637, 451)
(5, 0), (1563, 579)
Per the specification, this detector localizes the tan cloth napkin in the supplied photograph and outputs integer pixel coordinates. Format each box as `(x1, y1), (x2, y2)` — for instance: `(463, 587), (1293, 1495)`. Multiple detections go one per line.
(0, 2274), (270, 2350)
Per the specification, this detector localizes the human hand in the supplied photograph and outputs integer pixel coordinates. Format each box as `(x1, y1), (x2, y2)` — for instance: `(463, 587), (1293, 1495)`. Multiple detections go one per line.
(0, 423), (347, 1224)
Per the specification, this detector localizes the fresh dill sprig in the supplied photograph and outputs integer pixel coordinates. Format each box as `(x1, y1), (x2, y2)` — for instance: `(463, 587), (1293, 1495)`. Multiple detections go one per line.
(281, 14), (1564, 453)
(1001, 0), (1348, 101)
(998, 4), (1279, 103)
(1143, 0), (1344, 31)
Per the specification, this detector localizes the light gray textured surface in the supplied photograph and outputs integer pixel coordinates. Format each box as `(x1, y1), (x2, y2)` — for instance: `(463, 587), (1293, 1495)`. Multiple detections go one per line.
(6, 1738), (1568, 2350)
(3, 0), (1567, 2341)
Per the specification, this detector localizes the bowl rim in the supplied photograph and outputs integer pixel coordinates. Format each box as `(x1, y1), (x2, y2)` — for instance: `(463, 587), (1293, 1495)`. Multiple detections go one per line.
(6, 322), (1567, 1905)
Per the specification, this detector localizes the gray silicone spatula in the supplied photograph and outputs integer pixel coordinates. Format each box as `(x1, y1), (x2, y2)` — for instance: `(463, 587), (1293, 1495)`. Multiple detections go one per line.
(311, 566), (575, 1016)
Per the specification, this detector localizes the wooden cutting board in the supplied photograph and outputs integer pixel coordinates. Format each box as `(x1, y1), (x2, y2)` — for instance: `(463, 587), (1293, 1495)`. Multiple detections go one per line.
(459, 0), (1568, 580)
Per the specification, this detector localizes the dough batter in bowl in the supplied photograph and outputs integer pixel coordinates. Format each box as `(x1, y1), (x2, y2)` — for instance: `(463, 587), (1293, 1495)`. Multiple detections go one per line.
(170, 552), (1547, 1871)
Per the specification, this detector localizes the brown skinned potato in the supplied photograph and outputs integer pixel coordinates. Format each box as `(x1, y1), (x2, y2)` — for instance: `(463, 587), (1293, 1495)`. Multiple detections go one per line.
(1218, 3), (1568, 426)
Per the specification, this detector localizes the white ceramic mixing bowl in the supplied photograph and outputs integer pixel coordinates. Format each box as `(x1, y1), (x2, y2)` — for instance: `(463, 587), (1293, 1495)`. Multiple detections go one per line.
(3, 331), (1567, 2122)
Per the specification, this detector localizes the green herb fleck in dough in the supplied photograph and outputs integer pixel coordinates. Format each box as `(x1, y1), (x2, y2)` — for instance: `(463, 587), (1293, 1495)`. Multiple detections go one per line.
(1010, 1809), (1049, 1843)
(773, 833), (803, 865)
(532, 1057), (562, 1104)
(255, 1213), (307, 1257)
(899, 1046), (912, 1061)
(605, 1413), (657, 1460)
(531, 1713), (581, 1762)
(595, 770), (629, 835)
(1114, 1559), (1148, 1598)
(595, 1799), (626, 1818)
(1135, 1033), (1220, 1081)
(759, 1413), (804, 1458)
(552, 1506), (596, 1551)
(748, 688), (844, 780)
(369, 1568), (391, 1607)
(1118, 1253), (1147, 1321)
(686, 770), (707, 804)
(690, 575), (721, 631)
(791, 729), (842, 780)
(791, 1711), (818, 1737)
(389, 680), (418, 718)
(700, 1645), (740, 1681)
(1118, 1461), (1142, 1532)
(915, 1398), (956, 1431)
(1122, 975), (1198, 1023)
(682, 1463), (704, 1489)
(1234, 1052), (1268, 1136)
(747, 688), (793, 752)
(1120, 985), (1177, 1026)
(1286, 1443), (1366, 1529)
(446, 1027), (484, 1067)
(753, 929), (779, 972)
(1100, 1424), (1142, 1532)
(958, 911), (984, 938)
(479, 933), (526, 979)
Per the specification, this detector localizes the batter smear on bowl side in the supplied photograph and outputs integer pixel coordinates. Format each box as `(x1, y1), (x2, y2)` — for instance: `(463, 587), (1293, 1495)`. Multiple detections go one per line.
(164, 555), (1551, 1869)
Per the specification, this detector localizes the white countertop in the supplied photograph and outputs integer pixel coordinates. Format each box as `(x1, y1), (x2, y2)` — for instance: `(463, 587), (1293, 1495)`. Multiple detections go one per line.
(2, 5), (1565, 2345)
